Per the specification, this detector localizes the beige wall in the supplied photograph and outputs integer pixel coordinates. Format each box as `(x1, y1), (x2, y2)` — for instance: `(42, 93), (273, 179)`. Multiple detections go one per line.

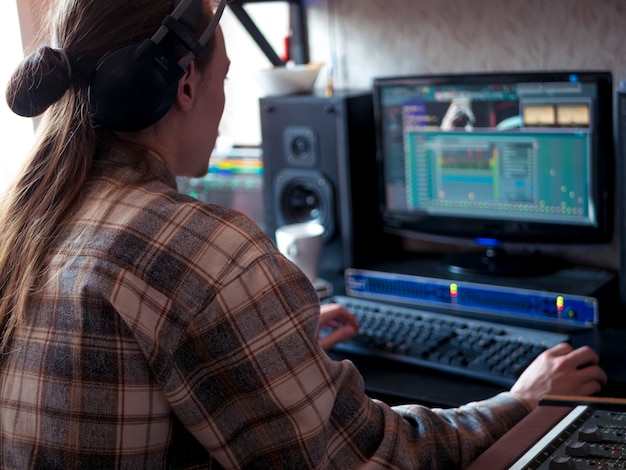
(307, 0), (626, 93)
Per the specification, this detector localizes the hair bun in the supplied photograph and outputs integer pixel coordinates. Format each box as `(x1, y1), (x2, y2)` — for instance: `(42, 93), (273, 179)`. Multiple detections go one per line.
(6, 46), (73, 117)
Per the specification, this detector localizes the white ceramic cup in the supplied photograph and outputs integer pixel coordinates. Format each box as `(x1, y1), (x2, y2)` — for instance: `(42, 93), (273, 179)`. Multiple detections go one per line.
(275, 222), (325, 282)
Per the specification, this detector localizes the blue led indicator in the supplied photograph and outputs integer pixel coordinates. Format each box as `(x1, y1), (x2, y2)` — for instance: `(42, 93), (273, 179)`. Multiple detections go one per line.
(474, 238), (500, 247)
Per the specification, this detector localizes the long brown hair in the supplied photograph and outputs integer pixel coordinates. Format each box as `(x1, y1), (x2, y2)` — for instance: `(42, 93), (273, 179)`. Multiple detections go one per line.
(0, 0), (217, 353)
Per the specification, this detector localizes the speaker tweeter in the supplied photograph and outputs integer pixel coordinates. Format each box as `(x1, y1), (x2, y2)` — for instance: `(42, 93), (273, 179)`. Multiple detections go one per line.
(283, 126), (318, 167)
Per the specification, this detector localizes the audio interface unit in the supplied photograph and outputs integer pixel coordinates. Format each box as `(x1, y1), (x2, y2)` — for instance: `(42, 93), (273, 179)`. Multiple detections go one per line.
(344, 263), (617, 329)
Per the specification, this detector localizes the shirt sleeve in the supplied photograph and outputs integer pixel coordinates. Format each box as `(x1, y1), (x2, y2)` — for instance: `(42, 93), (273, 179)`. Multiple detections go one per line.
(153, 246), (531, 469)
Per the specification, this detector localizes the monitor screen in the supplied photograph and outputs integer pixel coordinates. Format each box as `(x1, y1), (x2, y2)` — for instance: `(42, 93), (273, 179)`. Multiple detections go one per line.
(372, 71), (614, 276)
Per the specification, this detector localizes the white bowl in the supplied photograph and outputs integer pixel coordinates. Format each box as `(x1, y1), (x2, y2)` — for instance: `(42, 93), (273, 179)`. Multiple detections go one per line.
(254, 63), (323, 96)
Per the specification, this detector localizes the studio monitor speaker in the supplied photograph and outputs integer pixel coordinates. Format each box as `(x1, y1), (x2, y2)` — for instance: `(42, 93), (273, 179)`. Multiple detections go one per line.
(260, 91), (380, 276)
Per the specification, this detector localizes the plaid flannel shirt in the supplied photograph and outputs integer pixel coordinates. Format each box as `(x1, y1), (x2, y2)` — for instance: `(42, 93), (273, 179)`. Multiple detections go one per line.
(0, 148), (530, 469)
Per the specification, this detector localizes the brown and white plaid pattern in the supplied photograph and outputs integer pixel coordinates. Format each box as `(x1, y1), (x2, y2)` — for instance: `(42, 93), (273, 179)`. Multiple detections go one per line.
(0, 149), (529, 469)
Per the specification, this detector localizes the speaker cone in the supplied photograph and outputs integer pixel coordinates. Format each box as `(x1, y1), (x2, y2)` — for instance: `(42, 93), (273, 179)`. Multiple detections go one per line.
(274, 169), (335, 240)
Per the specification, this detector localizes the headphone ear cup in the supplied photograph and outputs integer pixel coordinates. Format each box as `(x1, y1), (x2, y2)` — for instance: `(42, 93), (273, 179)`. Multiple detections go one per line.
(88, 41), (185, 132)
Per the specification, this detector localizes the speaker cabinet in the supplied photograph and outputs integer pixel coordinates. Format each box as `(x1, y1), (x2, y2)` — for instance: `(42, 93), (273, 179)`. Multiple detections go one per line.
(260, 91), (380, 276)
(618, 82), (626, 306)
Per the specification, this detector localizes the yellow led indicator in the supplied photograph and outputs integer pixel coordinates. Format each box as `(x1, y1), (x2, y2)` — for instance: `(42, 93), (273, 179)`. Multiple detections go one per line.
(556, 295), (564, 311)
(450, 283), (458, 298)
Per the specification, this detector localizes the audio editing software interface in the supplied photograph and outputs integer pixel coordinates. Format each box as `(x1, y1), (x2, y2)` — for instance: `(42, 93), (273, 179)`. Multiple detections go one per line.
(382, 80), (596, 227)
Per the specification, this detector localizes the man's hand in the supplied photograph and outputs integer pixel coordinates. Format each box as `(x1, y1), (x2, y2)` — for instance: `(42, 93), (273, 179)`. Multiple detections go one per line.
(510, 342), (607, 410)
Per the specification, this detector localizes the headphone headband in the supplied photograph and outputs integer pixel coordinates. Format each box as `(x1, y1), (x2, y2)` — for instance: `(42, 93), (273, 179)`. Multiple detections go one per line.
(164, 0), (230, 69)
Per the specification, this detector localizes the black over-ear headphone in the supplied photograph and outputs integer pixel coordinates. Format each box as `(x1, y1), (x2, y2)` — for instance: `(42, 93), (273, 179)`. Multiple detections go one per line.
(88, 0), (229, 132)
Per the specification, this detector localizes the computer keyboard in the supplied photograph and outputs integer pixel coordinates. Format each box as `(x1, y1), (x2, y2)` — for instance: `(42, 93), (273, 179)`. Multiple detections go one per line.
(323, 295), (571, 387)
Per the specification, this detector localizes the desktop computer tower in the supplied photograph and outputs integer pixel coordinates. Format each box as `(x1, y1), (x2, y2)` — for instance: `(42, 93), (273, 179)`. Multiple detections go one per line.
(259, 91), (381, 276)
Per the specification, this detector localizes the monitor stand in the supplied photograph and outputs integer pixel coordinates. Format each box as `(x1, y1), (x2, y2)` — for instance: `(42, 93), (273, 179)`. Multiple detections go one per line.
(444, 247), (565, 277)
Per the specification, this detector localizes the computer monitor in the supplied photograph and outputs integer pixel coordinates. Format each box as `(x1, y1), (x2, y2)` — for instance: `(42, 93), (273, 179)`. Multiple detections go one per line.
(372, 70), (614, 276)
